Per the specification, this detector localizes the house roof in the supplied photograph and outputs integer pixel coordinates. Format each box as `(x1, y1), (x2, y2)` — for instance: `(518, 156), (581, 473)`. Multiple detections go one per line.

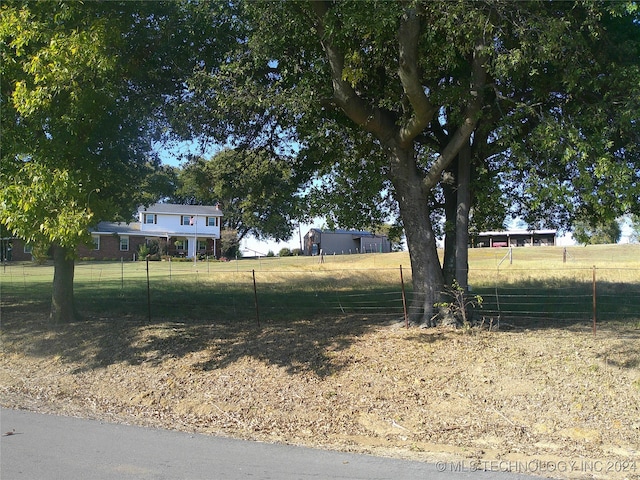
(140, 203), (223, 216)
(90, 222), (142, 235)
(476, 229), (557, 236)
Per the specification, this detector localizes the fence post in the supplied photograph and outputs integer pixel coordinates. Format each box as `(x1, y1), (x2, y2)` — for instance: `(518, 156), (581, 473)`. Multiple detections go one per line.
(252, 269), (260, 328)
(146, 256), (151, 323)
(400, 265), (409, 328)
(592, 265), (597, 336)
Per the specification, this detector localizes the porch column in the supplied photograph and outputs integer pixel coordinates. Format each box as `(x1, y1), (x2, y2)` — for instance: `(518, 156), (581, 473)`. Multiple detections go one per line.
(190, 236), (197, 259)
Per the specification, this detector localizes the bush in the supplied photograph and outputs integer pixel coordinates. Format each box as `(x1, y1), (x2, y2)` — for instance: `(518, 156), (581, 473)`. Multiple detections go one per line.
(137, 242), (161, 261)
(266, 250), (275, 257)
(147, 240), (160, 256)
(291, 248), (303, 256)
(278, 247), (292, 257)
(138, 243), (150, 259)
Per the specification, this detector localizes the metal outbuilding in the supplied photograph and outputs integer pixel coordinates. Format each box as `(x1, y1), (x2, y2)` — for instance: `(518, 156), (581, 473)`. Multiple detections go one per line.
(303, 228), (391, 255)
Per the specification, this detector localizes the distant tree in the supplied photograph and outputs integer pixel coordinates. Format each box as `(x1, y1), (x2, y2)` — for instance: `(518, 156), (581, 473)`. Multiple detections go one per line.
(219, 228), (241, 259)
(573, 219), (622, 245)
(373, 223), (405, 252)
(171, 149), (306, 244)
(138, 165), (181, 208)
(278, 248), (292, 257)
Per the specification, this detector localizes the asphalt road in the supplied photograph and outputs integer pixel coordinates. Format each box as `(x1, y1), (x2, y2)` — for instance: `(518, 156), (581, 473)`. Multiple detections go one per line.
(1, 409), (543, 480)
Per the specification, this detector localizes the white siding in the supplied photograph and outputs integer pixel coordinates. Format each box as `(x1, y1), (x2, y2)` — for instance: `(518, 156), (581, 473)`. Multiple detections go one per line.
(140, 213), (220, 237)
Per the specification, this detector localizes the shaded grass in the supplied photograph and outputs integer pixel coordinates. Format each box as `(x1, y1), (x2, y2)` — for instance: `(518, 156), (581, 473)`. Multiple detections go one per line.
(2, 245), (639, 326)
(68, 276), (406, 323)
(0, 297), (389, 379)
(472, 280), (640, 326)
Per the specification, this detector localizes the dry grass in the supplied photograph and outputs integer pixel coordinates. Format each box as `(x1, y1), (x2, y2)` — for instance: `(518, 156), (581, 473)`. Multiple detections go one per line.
(1, 245), (639, 479)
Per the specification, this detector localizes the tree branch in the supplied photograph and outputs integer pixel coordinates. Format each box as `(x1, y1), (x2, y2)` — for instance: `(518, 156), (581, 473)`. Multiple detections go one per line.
(397, 4), (437, 148)
(423, 39), (488, 190)
(310, 1), (395, 141)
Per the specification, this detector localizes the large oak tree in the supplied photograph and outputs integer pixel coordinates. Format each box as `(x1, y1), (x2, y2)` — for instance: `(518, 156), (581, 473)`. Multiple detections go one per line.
(181, 1), (639, 324)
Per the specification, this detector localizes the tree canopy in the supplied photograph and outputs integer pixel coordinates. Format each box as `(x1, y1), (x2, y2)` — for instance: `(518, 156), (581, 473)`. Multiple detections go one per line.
(178, 1), (640, 323)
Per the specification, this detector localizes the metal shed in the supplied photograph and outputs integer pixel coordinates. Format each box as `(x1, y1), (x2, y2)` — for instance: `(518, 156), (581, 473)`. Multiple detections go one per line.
(303, 228), (391, 255)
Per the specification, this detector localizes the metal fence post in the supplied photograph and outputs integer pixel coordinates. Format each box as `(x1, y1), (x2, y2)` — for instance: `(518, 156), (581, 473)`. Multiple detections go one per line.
(400, 265), (408, 328)
(592, 265), (597, 336)
(252, 269), (260, 327)
(146, 256), (151, 323)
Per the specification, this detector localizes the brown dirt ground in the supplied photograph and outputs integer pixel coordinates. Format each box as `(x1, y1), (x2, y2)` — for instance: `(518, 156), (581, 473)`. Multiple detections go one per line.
(1, 306), (639, 480)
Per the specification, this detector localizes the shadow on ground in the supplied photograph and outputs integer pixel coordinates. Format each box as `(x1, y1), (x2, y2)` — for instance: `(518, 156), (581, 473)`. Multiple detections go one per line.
(2, 275), (638, 379)
(0, 296), (400, 379)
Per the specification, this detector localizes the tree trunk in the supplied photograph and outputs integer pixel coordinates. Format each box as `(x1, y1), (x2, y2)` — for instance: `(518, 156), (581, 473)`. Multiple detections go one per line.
(455, 143), (471, 292)
(50, 244), (79, 323)
(442, 160), (458, 286)
(389, 146), (444, 326)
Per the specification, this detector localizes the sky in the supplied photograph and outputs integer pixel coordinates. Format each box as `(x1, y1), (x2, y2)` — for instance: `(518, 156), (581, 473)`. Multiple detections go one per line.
(241, 221), (321, 256)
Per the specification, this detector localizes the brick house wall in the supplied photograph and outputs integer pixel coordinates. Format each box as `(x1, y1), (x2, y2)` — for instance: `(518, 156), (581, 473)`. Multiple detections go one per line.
(78, 234), (147, 261)
(1, 238), (32, 262)
(4, 235), (221, 262)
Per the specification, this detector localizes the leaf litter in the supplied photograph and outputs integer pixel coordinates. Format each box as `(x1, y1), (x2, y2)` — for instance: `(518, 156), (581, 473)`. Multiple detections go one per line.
(1, 311), (639, 480)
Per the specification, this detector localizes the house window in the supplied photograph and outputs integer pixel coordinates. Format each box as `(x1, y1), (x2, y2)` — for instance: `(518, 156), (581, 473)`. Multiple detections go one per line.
(197, 240), (207, 251)
(120, 236), (129, 251)
(24, 244), (33, 254)
(144, 214), (156, 224)
(175, 239), (188, 251)
(92, 236), (100, 250)
(182, 216), (193, 226)
(207, 216), (219, 227)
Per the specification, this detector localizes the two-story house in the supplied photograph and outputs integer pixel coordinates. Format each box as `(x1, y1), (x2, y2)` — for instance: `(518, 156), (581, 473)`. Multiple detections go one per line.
(77, 203), (223, 260)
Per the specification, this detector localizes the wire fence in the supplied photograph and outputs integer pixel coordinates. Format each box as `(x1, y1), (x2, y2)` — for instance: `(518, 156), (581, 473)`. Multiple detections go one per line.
(2, 258), (639, 328)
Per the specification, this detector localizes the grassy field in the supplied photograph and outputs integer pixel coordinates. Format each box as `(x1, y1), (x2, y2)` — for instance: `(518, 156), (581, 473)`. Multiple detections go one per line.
(2, 244), (640, 479)
(2, 244), (639, 325)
